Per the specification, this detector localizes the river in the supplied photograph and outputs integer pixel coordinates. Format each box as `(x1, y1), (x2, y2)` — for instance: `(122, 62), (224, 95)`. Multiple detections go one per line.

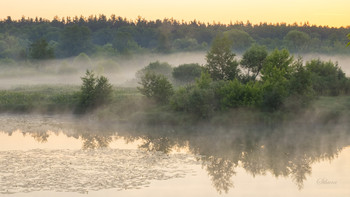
(0, 114), (349, 196)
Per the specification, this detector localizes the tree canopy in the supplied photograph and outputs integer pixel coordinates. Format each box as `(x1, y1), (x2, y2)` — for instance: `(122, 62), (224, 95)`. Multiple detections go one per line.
(205, 35), (239, 81)
(29, 38), (54, 59)
(240, 44), (268, 81)
(0, 16), (349, 60)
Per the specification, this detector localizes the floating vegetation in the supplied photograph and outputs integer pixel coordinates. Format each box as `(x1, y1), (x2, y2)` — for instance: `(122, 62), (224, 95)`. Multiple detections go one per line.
(0, 149), (198, 194)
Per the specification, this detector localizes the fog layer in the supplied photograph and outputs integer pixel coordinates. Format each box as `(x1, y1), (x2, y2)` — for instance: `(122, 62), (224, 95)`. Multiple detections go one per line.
(1, 52), (350, 89)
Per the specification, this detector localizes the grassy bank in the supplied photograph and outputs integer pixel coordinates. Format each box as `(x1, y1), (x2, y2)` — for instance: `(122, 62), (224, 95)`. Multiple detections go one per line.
(0, 85), (349, 126)
(0, 85), (79, 113)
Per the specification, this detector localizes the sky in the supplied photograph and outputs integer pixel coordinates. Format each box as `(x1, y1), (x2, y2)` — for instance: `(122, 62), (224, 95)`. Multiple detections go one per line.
(1, 0), (349, 27)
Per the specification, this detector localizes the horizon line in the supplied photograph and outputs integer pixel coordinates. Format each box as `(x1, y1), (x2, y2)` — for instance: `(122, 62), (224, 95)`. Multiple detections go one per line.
(2, 14), (349, 29)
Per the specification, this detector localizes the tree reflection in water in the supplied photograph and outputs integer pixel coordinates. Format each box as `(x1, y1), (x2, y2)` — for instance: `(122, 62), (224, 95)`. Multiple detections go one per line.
(81, 133), (112, 149)
(1, 115), (349, 193)
(202, 156), (236, 194)
(31, 132), (50, 143)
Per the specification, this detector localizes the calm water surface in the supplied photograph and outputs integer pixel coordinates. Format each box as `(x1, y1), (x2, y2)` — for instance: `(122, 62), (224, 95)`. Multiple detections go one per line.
(0, 114), (349, 196)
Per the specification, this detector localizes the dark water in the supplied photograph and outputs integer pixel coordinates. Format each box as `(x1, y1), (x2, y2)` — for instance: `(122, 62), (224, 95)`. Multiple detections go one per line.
(0, 114), (349, 196)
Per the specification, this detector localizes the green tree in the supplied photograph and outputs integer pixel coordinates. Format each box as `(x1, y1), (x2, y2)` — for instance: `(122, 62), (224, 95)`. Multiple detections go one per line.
(285, 59), (314, 109)
(195, 71), (213, 89)
(205, 35), (240, 81)
(347, 34), (350, 46)
(77, 70), (112, 113)
(0, 33), (26, 59)
(138, 72), (174, 104)
(223, 29), (254, 52)
(261, 49), (294, 82)
(94, 76), (113, 105)
(60, 25), (92, 57)
(157, 32), (172, 53)
(112, 30), (140, 54)
(284, 30), (310, 53)
(288, 59), (313, 96)
(260, 49), (294, 111)
(240, 45), (268, 81)
(29, 38), (55, 59)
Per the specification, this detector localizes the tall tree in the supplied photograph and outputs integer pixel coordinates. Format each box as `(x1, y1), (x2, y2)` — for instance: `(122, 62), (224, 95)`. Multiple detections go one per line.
(284, 30), (310, 53)
(223, 29), (254, 52)
(29, 38), (55, 59)
(240, 44), (268, 81)
(60, 25), (92, 57)
(205, 35), (239, 81)
(138, 72), (174, 104)
(260, 49), (294, 111)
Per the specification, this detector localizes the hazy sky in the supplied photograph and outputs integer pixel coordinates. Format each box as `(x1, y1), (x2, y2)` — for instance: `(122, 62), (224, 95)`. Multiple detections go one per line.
(1, 0), (349, 27)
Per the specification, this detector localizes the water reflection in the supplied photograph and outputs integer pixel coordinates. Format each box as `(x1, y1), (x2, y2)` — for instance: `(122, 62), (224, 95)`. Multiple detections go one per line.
(31, 132), (50, 143)
(0, 149), (197, 194)
(184, 124), (347, 192)
(81, 133), (112, 149)
(0, 115), (349, 194)
(202, 156), (236, 194)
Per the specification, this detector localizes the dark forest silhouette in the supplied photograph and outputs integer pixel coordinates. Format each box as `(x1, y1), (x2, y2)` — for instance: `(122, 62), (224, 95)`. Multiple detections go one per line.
(0, 15), (349, 60)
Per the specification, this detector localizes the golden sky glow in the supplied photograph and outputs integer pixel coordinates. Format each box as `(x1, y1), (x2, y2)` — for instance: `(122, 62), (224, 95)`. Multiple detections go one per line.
(1, 0), (349, 27)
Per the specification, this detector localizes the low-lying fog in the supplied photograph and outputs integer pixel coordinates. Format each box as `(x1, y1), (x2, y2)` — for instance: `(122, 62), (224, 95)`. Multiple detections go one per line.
(0, 52), (350, 89)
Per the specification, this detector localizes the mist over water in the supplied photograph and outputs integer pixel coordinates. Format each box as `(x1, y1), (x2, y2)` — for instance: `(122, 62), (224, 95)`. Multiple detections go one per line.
(1, 52), (350, 89)
(302, 54), (350, 76)
(0, 52), (206, 89)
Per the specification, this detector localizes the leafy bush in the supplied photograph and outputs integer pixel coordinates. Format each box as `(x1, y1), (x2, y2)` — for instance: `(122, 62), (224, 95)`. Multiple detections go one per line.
(136, 61), (173, 79)
(261, 80), (289, 111)
(138, 72), (174, 104)
(171, 72), (217, 118)
(172, 63), (202, 84)
(77, 70), (112, 113)
(171, 85), (216, 119)
(306, 59), (349, 95)
(218, 80), (263, 109)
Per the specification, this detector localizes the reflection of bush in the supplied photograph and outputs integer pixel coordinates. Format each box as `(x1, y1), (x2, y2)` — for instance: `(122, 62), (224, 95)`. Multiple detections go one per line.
(81, 133), (112, 150)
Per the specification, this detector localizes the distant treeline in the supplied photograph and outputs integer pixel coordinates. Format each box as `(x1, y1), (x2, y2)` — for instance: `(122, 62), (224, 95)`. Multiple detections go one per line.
(0, 15), (350, 61)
